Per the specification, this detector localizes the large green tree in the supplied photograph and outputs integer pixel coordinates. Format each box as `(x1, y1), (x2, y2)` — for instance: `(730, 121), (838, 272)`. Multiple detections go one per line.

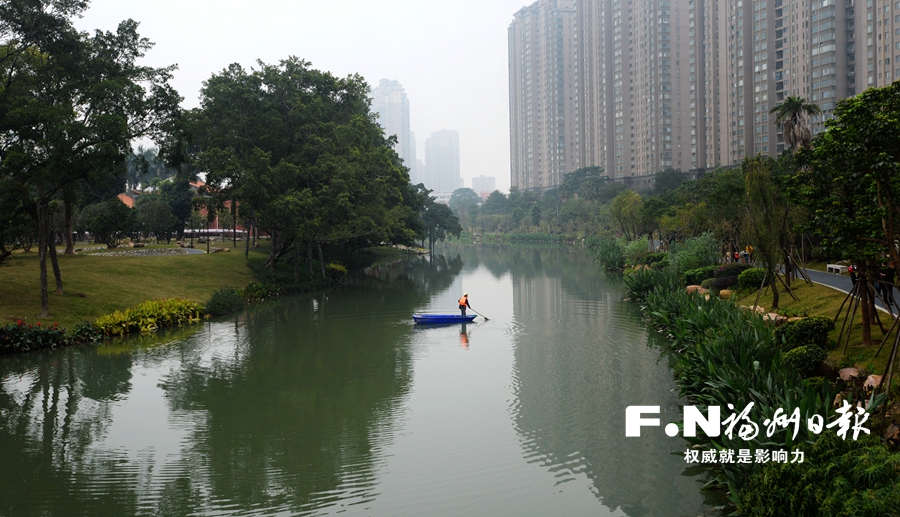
(0, 0), (182, 317)
(793, 82), (900, 344)
(193, 58), (419, 270)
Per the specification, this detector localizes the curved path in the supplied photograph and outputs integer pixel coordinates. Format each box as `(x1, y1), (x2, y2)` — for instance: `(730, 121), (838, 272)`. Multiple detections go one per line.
(800, 267), (897, 314)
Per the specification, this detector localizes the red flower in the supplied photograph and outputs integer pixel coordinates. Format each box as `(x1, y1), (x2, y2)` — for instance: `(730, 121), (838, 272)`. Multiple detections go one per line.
(36, 322), (41, 326)
(17, 320), (23, 326)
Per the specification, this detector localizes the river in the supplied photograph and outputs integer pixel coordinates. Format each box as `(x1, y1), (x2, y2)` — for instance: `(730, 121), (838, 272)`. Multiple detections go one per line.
(0, 244), (714, 516)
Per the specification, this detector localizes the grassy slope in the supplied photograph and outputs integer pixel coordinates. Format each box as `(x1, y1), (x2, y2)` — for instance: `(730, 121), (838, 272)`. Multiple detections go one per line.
(0, 241), (256, 329)
(736, 279), (894, 374)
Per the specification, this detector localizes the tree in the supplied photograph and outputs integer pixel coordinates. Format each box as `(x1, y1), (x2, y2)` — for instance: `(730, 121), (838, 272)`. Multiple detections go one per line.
(448, 188), (480, 228)
(793, 82), (900, 344)
(0, 1), (182, 317)
(770, 96), (821, 153)
(421, 201), (461, 251)
(743, 156), (793, 310)
(480, 190), (508, 215)
(652, 168), (686, 196)
(194, 58), (417, 270)
(136, 195), (175, 243)
(80, 198), (133, 249)
(608, 190), (643, 241)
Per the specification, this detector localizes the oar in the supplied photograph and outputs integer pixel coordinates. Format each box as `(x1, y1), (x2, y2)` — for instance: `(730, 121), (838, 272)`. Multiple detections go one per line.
(471, 309), (490, 321)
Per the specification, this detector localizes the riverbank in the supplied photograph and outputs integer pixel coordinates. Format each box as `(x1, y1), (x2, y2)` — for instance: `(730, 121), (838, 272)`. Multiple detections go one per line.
(624, 268), (900, 515)
(0, 241), (419, 331)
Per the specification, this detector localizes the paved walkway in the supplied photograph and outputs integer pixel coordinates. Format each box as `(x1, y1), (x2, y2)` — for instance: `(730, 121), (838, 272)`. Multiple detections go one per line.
(800, 267), (897, 314)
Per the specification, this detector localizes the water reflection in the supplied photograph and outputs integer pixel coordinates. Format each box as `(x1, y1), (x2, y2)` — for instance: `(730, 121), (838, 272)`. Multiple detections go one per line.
(0, 255), (464, 516)
(0, 246), (712, 516)
(442, 244), (710, 516)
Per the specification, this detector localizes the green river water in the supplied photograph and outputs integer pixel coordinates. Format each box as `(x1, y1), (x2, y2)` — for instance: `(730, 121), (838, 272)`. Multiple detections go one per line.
(0, 244), (715, 516)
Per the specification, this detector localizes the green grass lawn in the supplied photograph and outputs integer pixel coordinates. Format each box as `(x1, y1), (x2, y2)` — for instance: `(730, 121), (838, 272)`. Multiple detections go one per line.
(0, 240), (257, 329)
(736, 279), (896, 375)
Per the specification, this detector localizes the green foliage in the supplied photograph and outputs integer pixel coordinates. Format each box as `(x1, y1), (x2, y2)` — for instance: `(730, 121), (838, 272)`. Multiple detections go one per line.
(700, 278), (714, 289)
(775, 315), (836, 350)
(802, 376), (830, 392)
(0, 321), (70, 353)
(782, 345), (827, 375)
(79, 198), (135, 249)
(738, 267), (768, 290)
(670, 232), (720, 271)
(506, 233), (568, 244)
(683, 265), (718, 285)
(738, 433), (900, 516)
(635, 273), (834, 498)
(638, 251), (669, 266)
(710, 275), (739, 291)
(714, 263), (751, 278)
(594, 238), (625, 271)
(623, 268), (681, 303)
(94, 299), (205, 337)
(205, 288), (246, 316)
(622, 238), (650, 264)
(240, 282), (284, 303)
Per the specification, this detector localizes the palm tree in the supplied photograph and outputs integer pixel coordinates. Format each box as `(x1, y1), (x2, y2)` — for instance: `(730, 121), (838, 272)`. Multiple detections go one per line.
(769, 96), (822, 153)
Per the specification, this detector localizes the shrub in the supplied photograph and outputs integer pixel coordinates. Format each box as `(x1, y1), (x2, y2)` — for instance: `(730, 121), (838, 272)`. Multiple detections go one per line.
(671, 232), (720, 271)
(789, 316), (835, 348)
(326, 263), (348, 280)
(623, 268), (681, 303)
(72, 322), (103, 343)
(623, 238), (650, 265)
(782, 345), (827, 375)
(595, 238), (625, 271)
(774, 315), (835, 350)
(0, 321), (70, 353)
(206, 288), (246, 316)
(241, 282), (283, 303)
(683, 265), (718, 285)
(738, 433), (900, 516)
(639, 251), (668, 265)
(710, 275), (739, 291)
(701, 278), (714, 289)
(94, 299), (204, 337)
(802, 376), (830, 392)
(714, 263), (751, 278)
(737, 267), (768, 290)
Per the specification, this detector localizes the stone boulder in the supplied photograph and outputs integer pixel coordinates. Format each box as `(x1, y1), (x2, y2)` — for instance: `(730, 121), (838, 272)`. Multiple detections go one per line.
(686, 285), (702, 293)
(838, 367), (860, 382)
(864, 374), (883, 391)
(718, 289), (733, 299)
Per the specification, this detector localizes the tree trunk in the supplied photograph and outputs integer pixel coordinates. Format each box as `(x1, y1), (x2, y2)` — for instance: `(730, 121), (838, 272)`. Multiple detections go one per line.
(48, 221), (63, 296)
(307, 242), (314, 281)
(770, 267), (780, 310)
(861, 274), (873, 345)
(232, 198), (237, 247)
(317, 243), (326, 279)
(244, 216), (250, 260)
(38, 202), (49, 318)
(63, 194), (75, 255)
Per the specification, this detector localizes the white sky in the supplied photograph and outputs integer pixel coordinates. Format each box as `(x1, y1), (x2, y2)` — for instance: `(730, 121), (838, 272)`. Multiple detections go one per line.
(77, 0), (527, 192)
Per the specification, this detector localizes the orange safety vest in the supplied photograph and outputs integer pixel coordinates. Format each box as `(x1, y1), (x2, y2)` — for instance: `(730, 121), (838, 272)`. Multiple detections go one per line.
(458, 295), (468, 306)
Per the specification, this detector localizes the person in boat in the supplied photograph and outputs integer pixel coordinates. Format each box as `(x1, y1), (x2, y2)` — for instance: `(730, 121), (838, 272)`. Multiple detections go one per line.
(458, 293), (472, 317)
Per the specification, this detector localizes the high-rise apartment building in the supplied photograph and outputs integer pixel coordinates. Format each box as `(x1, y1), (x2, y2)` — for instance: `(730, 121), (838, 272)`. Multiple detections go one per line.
(509, 0), (581, 191)
(579, 0), (694, 186)
(424, 129), (461, 194)
(510, 0), (900, 191)
(370, 79), (415, 169)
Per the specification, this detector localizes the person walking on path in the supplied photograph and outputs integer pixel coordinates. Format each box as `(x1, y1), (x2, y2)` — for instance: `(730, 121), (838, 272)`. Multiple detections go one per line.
(458, 293), (472, 317)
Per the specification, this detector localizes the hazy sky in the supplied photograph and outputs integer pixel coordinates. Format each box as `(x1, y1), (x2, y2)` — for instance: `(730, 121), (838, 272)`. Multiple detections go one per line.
(77, 0), (529, 192)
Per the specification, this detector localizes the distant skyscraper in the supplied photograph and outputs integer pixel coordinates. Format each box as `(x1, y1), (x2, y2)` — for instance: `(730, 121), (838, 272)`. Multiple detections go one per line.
(424, 129), (461, 194)
(472, 175), (497, 197)
(370, 79), (414, 169)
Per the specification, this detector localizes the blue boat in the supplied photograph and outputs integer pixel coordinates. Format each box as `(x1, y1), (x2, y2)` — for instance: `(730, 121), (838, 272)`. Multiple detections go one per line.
(413, 314), (477, 324)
